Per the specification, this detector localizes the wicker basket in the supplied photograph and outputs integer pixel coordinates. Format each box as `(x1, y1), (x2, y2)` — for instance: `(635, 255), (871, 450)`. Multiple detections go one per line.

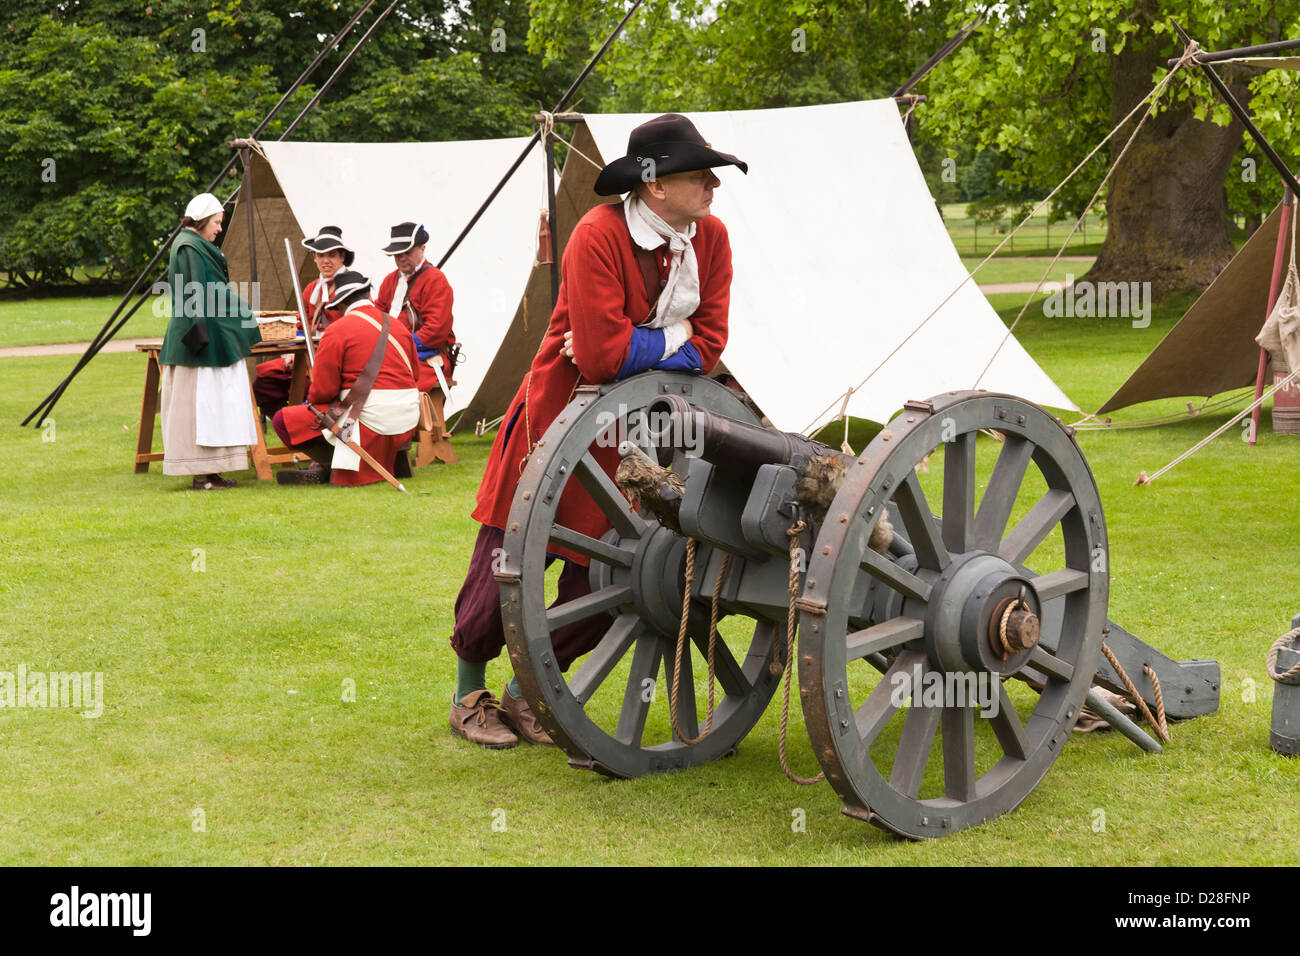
(255, 311), (299, 343)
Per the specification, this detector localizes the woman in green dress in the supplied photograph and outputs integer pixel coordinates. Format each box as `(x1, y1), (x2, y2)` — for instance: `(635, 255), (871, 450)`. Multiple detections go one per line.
(159, 193), (262, 489)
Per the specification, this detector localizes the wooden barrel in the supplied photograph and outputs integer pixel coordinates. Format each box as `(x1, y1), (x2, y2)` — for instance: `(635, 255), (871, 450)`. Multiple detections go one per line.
(1272, 357), (1300, 434)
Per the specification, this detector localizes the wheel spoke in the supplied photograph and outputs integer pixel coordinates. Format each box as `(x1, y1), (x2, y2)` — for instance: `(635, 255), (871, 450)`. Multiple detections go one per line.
(568, 612), (642, 704)
(546, 584), (632, 631)
(689, 628), (750, 698)
(860, 547), (932, 604)
(856, 649), (923, 742)
(846, 616), (924, 662)
(1026, 645), (1075, 683)
(893, 471), (950, 571)
(1031, 568), (1090, 602)
(574, 453), (646, 539)
(890, 697), (941, 798)
(942, 705), (977, 802)
(973, 435), (1034, 550)
(548, 524), (636, 568)
(989, 683), (1030, 760)
(998, 490), (1075, 566)
(615, 636), (663, 746)
(942, 431), (977, 553)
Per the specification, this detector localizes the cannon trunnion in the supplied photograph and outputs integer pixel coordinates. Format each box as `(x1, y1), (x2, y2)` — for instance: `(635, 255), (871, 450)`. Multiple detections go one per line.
(495, 373), (1220, 839)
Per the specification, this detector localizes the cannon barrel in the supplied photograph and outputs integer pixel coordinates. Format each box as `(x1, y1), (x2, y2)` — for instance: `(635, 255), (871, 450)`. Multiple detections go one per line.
(647, 394), (850, 472)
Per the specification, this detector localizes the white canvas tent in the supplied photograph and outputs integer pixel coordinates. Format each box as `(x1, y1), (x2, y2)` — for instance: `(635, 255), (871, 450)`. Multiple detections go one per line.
(222, 136), (545, 415)
(225, 100), (1075, 437)
(579, 100), (1077, 432)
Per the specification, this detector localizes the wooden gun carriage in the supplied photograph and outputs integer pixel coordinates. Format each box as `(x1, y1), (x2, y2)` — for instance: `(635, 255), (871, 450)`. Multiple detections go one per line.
(494, 373), (1219, 838)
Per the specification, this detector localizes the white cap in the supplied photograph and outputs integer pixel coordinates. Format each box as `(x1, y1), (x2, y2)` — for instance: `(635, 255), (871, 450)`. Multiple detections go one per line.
(184, 192), (223, 221)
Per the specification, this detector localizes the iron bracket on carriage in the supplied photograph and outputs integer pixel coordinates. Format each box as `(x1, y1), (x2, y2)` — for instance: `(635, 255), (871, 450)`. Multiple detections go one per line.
(496, 372), (1221, 839)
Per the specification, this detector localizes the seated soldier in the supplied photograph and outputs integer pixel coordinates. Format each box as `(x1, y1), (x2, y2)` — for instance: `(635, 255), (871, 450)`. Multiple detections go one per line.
(254, 226), (354, 421)
(272, 270), (421, 486)
(446, 114), (747, 748)
(374, 221), (457, 394)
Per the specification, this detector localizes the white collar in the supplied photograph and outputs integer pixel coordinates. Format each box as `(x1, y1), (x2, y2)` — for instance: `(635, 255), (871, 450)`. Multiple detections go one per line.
(624, 196), (695, 251)
(344, 298), (376, 316)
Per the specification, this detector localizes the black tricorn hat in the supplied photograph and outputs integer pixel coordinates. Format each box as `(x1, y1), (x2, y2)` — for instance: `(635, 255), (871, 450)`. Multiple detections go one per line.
(301, 225), (355, 267)
(593, 114), (747, 197)
(325, 270), (371, 309)
(381, 221), (430, 255)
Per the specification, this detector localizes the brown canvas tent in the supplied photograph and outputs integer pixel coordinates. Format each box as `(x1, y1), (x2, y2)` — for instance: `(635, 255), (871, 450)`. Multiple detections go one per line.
(1097, 205), (1286, 414)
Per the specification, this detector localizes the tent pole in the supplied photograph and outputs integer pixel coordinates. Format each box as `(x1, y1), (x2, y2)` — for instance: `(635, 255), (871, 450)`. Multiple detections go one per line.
(239, 146), (258, 286)
(1172, 20), (1300, 200)
(20, 0), (379, 427)
(1168, 35), (1300, 65)
(545, 128), (560, 309)
(1250, 188), (1294, 444)
(277, 0), (400, 142)
(891, 10), (986, 97)
(436, 0), (647, 270)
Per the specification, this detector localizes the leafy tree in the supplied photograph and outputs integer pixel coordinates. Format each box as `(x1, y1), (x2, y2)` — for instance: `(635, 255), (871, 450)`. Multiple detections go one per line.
(927, 1), (1300, 295)
(0, 18), (324, 288)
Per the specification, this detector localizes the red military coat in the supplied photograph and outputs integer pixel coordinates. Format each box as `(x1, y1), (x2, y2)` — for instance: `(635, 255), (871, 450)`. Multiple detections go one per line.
(375, 261), (456, 391)
(473, 202), (733, 563)
(279, 301), (420, 486)
(301, 277), (345, 331)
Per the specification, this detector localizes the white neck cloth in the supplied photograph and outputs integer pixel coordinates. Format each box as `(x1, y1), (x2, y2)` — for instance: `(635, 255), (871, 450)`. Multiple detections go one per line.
(624, 195), (699, 329)
(387, 256), (425, 318)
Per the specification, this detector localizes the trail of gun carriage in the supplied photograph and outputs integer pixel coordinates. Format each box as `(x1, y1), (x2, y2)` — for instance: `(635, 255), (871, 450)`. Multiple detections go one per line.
(3, 1), (1299, 869)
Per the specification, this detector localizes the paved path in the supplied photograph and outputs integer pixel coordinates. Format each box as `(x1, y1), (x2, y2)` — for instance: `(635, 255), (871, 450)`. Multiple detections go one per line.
(980, 280), (1073, 295)
(0, 338), (154, 358)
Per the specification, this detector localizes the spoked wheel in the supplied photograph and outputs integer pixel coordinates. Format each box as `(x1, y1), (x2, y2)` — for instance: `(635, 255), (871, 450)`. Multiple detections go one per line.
(499, 374), (781, 778)
(799, 391), (1107, 839)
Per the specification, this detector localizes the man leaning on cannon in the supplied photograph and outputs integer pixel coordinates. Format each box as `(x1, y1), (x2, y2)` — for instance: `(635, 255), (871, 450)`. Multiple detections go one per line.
(446, 113), (748, 748)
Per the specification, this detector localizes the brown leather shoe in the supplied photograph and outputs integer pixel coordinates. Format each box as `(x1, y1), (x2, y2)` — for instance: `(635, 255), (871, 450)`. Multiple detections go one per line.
(449, 690), (518, 749)
(498, 684), (556, 746)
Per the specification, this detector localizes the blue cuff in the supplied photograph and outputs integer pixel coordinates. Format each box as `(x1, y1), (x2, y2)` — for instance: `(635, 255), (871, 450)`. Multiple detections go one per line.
(615, 327), (667, 380)
(654, 341), (701, 374)
(415, 339), (439, 361)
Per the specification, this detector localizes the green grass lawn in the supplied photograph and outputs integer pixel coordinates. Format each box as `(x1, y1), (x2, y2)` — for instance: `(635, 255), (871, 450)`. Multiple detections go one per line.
(962, 257), (1093, 286)
(0, 294), (168, 348)
(1, 290), (1297, 866)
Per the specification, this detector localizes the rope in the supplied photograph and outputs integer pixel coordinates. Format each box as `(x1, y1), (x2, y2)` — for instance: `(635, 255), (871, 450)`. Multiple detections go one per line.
(778, 520), (824, 785)
(996, 598), (1024, 657)
(972, 40), (1204, 390)
(1100, 641), (1170, 743)
(1071, 391), (1253, 431)
(550, 127), (606, 175)
(1136, 364), (1300, 485)
(797, 40), (1201, 437)
(1266, 627), (1300, 682)
(667, 541), (729, 745)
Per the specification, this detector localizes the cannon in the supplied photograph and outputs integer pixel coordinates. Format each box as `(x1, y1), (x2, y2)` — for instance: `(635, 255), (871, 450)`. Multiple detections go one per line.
(495, 373), (1220, 839)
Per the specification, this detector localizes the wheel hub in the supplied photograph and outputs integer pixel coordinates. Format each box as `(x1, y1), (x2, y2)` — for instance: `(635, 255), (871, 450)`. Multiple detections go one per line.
(925, 551), (1041, 676)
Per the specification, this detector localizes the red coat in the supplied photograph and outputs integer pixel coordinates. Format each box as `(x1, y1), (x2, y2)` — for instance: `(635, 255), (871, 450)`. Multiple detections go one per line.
(254, 277), (342, 384)
(279, 302), (420, 486)
(473, 202), (733, 562)
(301, 277), (345, 331)
(375, 262), (456, 390)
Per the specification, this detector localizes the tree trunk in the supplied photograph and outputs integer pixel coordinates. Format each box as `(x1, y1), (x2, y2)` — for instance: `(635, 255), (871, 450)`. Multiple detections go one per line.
(1086, 23), (1248, 298)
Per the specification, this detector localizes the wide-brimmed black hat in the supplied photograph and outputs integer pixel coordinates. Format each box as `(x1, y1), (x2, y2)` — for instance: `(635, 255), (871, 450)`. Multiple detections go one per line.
(381, 221), (430, 255)
(325, 270), (371, 309)
(593, 114), (747, 197)
(301, 225), (355, 267)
